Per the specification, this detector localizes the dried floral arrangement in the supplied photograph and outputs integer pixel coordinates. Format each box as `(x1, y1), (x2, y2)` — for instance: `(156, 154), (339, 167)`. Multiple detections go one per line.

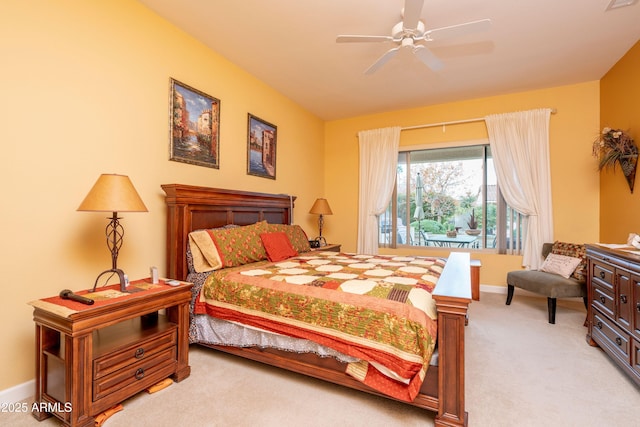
(592, 127), (638, 192)
(592, 127), (637, 171)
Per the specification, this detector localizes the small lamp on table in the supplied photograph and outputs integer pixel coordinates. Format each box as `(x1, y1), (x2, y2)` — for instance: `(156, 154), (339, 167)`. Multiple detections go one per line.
(77, 174), (148, 292)
(309, 198), (333, 247)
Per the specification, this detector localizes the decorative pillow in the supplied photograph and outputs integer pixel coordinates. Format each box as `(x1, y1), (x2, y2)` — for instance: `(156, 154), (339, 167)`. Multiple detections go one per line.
(266, 224), (311, 253)
(188, 230), (223, 273)
(539, 253), (583, 279)
(207, 221), (268, 268)
(260, 232), (298, 262)
(551, 241), (587, 282)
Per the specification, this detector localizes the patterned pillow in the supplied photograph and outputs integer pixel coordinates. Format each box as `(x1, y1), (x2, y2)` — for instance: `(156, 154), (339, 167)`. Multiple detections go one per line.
(266, 224), (311, 253)
(186, 224), (239, 273)
(550, 241), (586, 282)
(207, 221), (268, 268)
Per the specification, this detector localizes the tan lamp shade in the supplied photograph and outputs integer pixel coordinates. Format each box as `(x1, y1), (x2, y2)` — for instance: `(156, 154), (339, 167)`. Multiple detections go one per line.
(309, 198), (333, 215)
(78, 174), (148, 212)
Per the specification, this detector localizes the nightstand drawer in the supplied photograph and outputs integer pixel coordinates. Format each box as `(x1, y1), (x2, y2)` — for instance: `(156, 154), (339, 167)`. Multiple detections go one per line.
(93, 346), (177, 401)
(94, 326), (177, 379)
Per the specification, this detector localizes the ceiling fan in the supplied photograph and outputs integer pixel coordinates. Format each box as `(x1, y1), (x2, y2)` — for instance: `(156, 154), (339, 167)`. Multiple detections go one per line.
(336, 0), (491, 74)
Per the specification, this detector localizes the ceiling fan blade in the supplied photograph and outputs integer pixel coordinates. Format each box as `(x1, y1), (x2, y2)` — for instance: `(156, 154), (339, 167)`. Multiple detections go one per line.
(413, 45), (443, 71)
(364, 46), (401, 75)
(424, 19), (492, 42)
(402, 0), (424, 30)
(336, 35), (394, 43)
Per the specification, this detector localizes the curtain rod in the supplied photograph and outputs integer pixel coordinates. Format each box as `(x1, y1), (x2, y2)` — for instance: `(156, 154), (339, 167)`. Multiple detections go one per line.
(401, 108), (557, 131)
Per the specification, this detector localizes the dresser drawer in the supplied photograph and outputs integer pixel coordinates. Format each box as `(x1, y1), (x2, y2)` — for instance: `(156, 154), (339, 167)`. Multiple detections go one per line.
(94, 327), (177, 379)
(632, 339), (640, 379)
(590, 261), (614, 292)
(592, 310), (630, 363)
(591, 282), (615, 319)
(93, 346), (177, 401)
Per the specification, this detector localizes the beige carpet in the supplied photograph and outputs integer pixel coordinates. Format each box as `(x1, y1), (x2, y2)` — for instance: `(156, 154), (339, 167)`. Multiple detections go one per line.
(4, 292), (640, 427)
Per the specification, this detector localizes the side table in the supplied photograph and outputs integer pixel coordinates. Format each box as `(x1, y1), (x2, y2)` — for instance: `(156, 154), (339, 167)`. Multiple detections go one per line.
(311, 243), (341, 252)
(29, 278), (192, 427)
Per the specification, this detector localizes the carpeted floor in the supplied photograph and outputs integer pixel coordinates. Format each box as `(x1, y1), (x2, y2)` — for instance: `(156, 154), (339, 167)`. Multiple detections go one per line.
(4, 291), (640, 426)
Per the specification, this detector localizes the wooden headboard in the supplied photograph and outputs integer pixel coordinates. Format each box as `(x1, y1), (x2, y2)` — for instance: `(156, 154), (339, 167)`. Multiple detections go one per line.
(162, 184), (296, 281)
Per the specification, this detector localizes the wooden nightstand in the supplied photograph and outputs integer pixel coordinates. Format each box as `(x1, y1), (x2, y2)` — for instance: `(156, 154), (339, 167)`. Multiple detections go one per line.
(311, 243), (341, 252)
(29, 279), (192, 427)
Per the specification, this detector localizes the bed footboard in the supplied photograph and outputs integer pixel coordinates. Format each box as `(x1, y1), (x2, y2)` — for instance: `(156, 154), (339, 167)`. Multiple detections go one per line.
(433, 252), (471, 427)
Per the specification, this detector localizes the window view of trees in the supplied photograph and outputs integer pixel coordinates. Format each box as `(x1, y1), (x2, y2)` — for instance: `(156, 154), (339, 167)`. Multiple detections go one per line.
(380, 144), (523, 253)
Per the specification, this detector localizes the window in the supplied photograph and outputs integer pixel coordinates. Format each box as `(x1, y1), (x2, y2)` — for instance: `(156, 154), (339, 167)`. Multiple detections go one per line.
(379, 143), (524, 254)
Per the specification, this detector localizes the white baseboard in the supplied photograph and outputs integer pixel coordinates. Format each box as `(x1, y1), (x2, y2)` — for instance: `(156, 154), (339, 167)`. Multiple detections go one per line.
(479, 284), (506, 294)
(0, 379), (34, 404)
(480, 284), (577, 300)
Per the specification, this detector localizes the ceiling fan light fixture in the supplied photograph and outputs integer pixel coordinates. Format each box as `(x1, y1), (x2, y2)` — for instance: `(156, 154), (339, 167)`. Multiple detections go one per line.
(402, 37), (415, 48)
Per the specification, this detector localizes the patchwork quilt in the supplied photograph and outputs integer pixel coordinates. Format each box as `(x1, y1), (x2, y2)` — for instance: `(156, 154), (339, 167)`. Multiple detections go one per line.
(194, 251), (445, 401)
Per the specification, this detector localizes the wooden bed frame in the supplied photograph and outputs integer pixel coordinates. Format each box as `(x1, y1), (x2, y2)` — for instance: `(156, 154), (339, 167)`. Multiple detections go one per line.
(163, 184), (472, 427)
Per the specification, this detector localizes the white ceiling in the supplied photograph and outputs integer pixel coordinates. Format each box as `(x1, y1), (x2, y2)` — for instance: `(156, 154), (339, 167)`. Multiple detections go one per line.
(137, 0), (640, 121)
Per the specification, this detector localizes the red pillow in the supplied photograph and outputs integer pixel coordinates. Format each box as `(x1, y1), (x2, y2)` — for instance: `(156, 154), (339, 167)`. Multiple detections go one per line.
(260, 232), (298, 262)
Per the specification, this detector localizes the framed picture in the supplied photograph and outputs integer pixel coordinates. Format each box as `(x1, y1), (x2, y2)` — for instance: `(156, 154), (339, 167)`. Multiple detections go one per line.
(247, 113), (277, 179)
(169, 78), (220, 168)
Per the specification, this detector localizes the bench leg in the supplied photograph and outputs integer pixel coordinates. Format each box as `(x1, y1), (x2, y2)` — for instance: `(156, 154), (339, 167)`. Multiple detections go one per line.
(547, 297), (556, 324)
(506, 284), (514, 305)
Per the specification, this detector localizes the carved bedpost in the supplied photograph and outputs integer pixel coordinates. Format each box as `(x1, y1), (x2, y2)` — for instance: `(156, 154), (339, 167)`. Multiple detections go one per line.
(432, 252), (471, 427)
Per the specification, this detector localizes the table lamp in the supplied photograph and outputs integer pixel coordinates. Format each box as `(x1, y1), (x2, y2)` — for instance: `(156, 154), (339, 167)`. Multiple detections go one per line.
(309, 198), (332, 246)
(78, 174), (148, 292)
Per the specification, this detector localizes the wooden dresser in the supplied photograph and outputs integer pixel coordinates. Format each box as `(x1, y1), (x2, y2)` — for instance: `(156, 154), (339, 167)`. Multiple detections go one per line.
(29, 279), (192, 427)
(585, 244), (640, 386)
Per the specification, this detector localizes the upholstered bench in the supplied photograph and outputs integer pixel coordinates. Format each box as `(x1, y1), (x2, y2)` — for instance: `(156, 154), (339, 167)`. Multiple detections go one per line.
(506, 242), (587, 324)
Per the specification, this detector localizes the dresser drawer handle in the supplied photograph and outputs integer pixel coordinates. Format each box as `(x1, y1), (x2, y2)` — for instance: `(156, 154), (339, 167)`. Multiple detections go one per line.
(637, 303), (640, 312)
(599, 296), (606, 304)
(615, 337), (622, 346)
(596, 321), (603, 329)
(599, 271), (605, 279)
(620, 295), (627, 304)
(135, 368), (145, 380)
(134, 348), (145, 359)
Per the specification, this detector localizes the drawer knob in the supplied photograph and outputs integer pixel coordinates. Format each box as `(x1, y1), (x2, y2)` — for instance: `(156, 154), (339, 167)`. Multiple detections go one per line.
(620, 295), (628, 304)
(135, 348), (145, 359)
(135, 368), (145, 380)
(615, 337), (622, 346)
(636, 303), (640, 312)
(599, 271), (605, 279)
(596, 321), (603, 329)
(600, 296), (606, 304)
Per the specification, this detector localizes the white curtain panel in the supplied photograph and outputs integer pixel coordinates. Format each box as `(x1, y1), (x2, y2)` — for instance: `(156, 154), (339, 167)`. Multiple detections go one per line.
(485, 108), (554, 269)
(357, 127), (401, 254)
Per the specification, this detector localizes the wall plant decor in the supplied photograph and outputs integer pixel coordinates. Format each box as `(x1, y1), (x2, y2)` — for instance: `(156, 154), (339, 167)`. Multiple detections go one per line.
(169, 78), (220, 168)
(593, 127), (637, 193)
(247, 113), (277, 179)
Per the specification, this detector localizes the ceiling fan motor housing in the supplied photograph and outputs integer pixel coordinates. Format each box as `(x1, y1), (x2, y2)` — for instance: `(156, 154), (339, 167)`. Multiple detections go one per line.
(393, 20), (425, 40)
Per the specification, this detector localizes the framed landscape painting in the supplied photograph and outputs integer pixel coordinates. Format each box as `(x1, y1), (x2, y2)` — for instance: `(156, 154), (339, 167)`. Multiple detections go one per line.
(169, 78), (220, 168)
(247, 113), (277, 179)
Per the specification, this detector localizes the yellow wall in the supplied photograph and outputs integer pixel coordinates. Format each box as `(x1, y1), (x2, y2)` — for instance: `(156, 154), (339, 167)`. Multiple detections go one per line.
(599, 40), (640, 241)
(324, 82), (601, 286)
(0, 0), (631, 394)
(0, 0), (324, 390)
